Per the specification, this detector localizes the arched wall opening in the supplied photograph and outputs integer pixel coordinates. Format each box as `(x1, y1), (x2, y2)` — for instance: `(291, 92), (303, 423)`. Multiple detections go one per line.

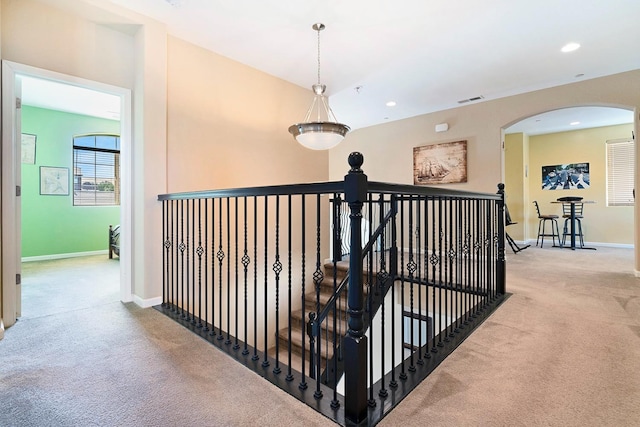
(502, 104), (635, 256)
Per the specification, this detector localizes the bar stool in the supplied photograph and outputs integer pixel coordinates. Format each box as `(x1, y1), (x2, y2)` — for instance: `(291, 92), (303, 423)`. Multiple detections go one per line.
(533, 201), (560, 247)
(560, 200), (585, 247)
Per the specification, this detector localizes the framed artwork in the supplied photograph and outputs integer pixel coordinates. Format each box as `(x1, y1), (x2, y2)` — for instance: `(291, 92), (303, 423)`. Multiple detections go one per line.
(413, 140), (467, 185)
(542, 163), (590, 190)
(40, 166), (69, 196)
(21, 133), (36, 164)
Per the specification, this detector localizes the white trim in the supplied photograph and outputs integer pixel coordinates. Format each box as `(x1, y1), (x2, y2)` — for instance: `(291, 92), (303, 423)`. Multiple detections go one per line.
(0, 320), (4, 341)
(22, 250), (109, 263)
(133, 295), (162, 308)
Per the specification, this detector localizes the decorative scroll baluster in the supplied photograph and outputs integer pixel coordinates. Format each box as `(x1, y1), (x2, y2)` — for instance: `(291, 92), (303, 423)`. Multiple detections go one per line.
(217, 199), (224, 341)
(179, 199), (185, 318)
(186, 199), (191, 322)
(407, 195), (416, 373)
(172, 200), (178, 313)
(242, 196), (250, 355)
(262, 196), (270, 368)
(273, 195), (282, 375)
(209, 198), (216, 337)
(197, 199), (203, 328)
(203, 199), (209, 332)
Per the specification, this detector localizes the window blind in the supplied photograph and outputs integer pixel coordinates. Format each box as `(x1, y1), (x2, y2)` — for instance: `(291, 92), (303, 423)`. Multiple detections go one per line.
(606, 138), (634, 207)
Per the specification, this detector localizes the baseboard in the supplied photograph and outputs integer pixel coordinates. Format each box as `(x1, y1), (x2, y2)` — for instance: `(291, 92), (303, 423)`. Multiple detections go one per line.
(586, 242), (634, 249)
(524, 240), (633, 249)
(22, 250), (109, 263)
(133, 294), (163, 308)
(0, 319), (4, 341)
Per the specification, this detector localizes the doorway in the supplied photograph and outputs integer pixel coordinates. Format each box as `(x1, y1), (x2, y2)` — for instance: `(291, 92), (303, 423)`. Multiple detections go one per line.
(503, 106), (635, 247)
(1, 61), (133, 329)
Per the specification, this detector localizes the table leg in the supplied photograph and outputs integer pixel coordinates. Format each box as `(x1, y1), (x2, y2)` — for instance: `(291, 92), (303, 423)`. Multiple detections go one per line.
(570, 203), (576, 250)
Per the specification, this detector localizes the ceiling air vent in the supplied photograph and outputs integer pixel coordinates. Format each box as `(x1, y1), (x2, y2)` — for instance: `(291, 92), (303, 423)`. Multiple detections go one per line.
(458, 95), (485, 104)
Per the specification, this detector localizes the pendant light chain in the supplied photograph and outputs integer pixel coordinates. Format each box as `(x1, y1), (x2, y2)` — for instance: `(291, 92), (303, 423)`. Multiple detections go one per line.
(316, 26), (321, 86)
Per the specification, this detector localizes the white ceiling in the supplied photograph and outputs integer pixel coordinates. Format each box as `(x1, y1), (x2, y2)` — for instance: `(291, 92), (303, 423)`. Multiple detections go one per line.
(22, 0), (640, 135)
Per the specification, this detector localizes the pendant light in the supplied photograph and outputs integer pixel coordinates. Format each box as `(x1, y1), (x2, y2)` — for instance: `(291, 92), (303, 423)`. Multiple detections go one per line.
(288, 23), (350, 150)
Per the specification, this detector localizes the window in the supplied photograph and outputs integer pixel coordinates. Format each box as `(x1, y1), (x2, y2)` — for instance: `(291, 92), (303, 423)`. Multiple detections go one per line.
(73, 134), (120, 206)
(606, 138), (634, 207)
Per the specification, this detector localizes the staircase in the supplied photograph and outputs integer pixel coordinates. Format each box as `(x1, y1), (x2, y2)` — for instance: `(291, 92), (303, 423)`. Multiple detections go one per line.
(270, 259), (372, 380)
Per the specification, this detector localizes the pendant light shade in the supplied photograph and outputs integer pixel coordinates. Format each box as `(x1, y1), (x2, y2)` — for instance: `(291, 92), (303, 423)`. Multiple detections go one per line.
(289, 23), (350, 150)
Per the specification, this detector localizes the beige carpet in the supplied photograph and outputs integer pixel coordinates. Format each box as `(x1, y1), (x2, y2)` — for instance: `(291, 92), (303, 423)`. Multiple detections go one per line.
(1, 247), (640, 426)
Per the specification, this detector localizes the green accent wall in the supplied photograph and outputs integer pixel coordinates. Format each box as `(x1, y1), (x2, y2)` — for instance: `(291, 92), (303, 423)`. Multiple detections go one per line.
(21, 106), (120, 258)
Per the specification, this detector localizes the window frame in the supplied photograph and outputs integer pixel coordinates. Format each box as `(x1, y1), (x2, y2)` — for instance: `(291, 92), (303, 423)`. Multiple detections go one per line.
(72, 133), (121, 207)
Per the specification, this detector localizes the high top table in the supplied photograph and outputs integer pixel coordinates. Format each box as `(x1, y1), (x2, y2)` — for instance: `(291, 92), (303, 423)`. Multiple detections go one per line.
(550, 200), (596, 250)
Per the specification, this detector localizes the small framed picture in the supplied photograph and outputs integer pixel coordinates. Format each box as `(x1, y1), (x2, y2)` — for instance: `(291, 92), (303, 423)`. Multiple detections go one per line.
(40, 166), (69, 196)
(21, 133), (37, 164)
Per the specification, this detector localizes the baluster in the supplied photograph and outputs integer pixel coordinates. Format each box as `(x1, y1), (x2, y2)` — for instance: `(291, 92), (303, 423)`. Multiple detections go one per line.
(186, 199), (191, 322)
(203, 199), (209, 332)
(367, 193), (376, 407)
(389, 195), (398, 389)
(273, 195), (282, 375)
(242, 196), (250, 355)
(226, 198), (232, 345)
(407, 195), (416, 372)
(180, 199), (185, 318)
(431, 197), (439, 353)
(299, 195), (308, 390)
(172, 200), (177, 313)
(378, 193), (388, 399)
(162, 201), (167, 307)
(197, 199), (203, 328)
(233, 197), (239, 349)
(423, 195), (431, 360)
(416, 197), (423, 366)
(262, 196), (270, 368)
(311, 194), (324, 390)
(209, 198), (217, 336)
(217, 198), (225, 341)
(252, 196), (259, 361)
(399, 197), (407, 380)
(286, 194), (294, 381)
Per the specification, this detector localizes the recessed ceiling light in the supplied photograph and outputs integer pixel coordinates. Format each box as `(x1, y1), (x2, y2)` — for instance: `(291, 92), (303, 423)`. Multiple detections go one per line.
(575, 73), (584, 78)
(570, 121), (580, 126)
(561, 42), (581, 53)
(386, 101), (397, 107)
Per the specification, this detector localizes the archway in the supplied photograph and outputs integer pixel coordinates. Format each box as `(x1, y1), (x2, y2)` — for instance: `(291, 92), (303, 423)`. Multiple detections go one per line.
(502, 105), (634, 251)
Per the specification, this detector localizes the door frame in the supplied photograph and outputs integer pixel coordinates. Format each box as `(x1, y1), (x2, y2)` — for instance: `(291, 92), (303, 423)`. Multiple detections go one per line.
(1, 61), (133, 331)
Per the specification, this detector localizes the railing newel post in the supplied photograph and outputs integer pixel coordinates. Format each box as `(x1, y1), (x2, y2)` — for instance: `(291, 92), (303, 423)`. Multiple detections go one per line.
(496, 183), (506, 296)
(343, 152), (369, 424)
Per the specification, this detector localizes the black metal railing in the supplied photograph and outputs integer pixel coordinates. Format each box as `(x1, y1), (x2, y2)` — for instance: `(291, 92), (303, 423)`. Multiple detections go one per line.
(156, 152), (506, 426)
